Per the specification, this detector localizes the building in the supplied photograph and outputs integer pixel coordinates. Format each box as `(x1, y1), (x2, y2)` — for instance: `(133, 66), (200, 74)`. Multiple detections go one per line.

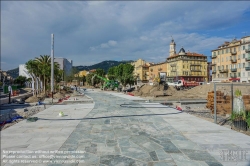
(54, 57), (73, 76)
(75, 70), (88, 77)
(148, 62), (167, 82)
(211, 37), (250, 82)
(131, 59), (152, 82)
(166, 40), (208, 82)
(240, 36), (250, 83)
(19, 64), (31, 79)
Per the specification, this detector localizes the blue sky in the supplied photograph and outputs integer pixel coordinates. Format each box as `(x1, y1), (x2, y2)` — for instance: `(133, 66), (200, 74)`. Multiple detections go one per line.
(1, 1), (250, 70)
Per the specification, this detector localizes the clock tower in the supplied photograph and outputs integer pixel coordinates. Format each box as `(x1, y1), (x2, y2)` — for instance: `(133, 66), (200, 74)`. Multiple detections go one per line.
(169, 37), (176, 57)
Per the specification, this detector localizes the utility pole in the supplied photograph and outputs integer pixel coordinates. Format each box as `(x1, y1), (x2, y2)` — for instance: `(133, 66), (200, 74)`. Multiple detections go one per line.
(51, 34), (54, 104)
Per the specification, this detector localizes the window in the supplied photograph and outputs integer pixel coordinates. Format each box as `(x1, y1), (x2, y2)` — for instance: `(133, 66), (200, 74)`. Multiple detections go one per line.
(218, 50), (220, 55)
(238, 63), (241, 68)
(238, 55), (240, 60)
(229, 64), (232, 69)
(218, 66), (220, 70)
(222, 49), (224, 54)
(226, 57), (228, 61)
(243, 63), (245, 68)
(226, 65), (228, 69)
(234, 47), (236, 52)
(226, 48), (229, 53)
(243, 46), (245, 50)
(243, 72), (245, 77)
(238, 72), (241, 77)
(243, 54), (245, 58)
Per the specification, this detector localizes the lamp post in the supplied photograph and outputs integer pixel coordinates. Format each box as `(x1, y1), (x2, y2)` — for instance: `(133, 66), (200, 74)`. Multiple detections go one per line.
(51, 34), (54, 103)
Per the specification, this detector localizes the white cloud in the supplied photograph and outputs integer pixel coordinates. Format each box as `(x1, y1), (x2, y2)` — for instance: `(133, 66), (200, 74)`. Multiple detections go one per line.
(1, 1), (250, 70)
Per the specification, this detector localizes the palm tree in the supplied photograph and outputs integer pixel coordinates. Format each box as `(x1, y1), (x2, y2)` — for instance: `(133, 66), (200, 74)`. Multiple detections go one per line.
(34, 55), (51, 93)
(26, 60), (39, 96)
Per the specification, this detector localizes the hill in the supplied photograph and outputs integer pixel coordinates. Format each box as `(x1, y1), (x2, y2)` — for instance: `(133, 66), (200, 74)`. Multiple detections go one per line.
(7, 60), (133, 78)
(73, 60), (133, 72)
(6, 68), (19, 79)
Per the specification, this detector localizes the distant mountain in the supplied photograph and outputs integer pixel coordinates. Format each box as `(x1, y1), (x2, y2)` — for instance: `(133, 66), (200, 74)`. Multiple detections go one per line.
(73, 60), (133, 73)
(6, 67), (19, 79)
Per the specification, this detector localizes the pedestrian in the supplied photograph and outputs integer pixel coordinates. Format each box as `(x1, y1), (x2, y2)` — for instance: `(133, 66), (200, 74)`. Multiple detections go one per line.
(8, 85), (13, 104)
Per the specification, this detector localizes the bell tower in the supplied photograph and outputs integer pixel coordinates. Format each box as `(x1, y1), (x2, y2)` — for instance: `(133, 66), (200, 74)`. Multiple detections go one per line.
(169, 37), (176, 56)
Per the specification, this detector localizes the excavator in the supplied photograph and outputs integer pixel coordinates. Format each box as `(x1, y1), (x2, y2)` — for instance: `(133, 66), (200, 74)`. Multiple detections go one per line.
(91, 74), (119, 91)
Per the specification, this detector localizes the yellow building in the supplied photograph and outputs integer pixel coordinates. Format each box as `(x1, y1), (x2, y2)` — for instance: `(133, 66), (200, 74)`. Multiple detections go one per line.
(74, 70), (88, 77)
(166, 39), (208, 82)
(148, 62), (167, 82)
(211, 39), (242, 82)
(131, 59), (152, 82)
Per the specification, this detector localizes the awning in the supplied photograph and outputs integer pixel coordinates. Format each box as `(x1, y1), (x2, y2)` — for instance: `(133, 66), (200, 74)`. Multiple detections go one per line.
(229, 78), (240, 81)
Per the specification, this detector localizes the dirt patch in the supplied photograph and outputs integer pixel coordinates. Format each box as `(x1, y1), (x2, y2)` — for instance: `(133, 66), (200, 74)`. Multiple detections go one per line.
(132, 83), (250, 100)
(53, 92), (65, 99)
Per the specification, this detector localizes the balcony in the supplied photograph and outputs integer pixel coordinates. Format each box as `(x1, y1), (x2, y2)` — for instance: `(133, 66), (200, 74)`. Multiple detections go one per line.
(190, 64), (201, 66)
(245, 67), (250, 71)
(230, 51), (237, 55)
(212, 55), (217, 59)
(219, 69), (228, 73)
(231, 68), (237, 72)
(230, 74), (237, 78)
(211, 62), (216, 66)
(245, 48), (250, 53)
(212, 70), (216, 74)
(230, 57), (237, 63)
(190, 69), (201, 72)
(245, 57), (250, 61)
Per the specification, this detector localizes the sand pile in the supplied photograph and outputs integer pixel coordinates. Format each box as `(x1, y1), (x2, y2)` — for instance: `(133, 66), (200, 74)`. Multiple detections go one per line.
(53, 92), (65, 99)
(132, 83), (250, 100)
(25, 96), (40, 103)
(133, 84), (166, 97)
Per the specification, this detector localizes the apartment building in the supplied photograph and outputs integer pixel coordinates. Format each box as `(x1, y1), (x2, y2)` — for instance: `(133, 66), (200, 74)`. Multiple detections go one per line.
(211, 36), (250, 82)
(240, 36), (250, 82)
(148, 62), (167, 82)
(54, 57), (73, 76)
(131, 59), (152, 82)
(166, 49), (208, 82)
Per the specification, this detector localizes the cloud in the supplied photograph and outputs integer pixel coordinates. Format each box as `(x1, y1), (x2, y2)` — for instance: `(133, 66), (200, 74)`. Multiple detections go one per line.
(1, 1), (250, 70)
(90, 40), (118, 50)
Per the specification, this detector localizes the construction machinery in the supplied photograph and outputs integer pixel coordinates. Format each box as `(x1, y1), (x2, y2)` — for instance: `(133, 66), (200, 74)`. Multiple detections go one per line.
(91, 74), (119, 91)
(174, 78), (200, 90)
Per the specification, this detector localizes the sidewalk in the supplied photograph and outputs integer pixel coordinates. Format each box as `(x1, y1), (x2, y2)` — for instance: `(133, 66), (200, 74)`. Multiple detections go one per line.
(1, 95), (94, 166)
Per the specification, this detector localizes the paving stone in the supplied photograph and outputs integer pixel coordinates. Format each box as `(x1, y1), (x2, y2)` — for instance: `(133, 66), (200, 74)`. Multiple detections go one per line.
(106, 139), (117, 147)
(205, 161), (223, 166)
(155, 149), (173, 161)
(158, 141), (181, 153)
(120, 147), (151, 161)
(181, 149), (218, 162)
(149, 151), (159, 161)
(100, 155), (136, 166)
(148, 160), (177, 166)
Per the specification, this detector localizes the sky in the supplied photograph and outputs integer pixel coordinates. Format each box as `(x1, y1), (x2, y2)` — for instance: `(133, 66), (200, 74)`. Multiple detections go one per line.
(1, 1), (250, 71)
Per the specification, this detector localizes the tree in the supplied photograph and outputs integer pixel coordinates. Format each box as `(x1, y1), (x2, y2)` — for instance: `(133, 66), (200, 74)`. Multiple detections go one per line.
(34, 55), (51, 93)
(114, 63), (135, 88)
(94, 68), (106, 86)
(86, 73), (94, 86)
(107, 66), (116, 80)
(14, 76), (27, 86)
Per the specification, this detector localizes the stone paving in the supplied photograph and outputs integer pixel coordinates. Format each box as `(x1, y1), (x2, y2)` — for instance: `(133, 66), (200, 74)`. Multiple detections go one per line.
(1, 90), (250, 166)
(50, 91), (225, 166)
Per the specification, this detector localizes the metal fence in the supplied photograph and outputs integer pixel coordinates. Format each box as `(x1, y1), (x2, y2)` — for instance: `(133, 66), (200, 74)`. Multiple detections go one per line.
(213, 83), (250, 131)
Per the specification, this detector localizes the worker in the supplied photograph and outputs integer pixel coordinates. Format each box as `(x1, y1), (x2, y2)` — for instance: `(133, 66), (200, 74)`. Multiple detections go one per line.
(8, 84), (13, 104)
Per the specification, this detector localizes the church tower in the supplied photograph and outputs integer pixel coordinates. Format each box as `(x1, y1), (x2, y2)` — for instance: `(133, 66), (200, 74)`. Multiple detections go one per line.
(169, 37), (176, 56)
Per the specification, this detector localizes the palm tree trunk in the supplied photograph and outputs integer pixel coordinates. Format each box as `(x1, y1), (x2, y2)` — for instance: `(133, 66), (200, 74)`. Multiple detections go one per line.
(44, 75), (46, 94)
